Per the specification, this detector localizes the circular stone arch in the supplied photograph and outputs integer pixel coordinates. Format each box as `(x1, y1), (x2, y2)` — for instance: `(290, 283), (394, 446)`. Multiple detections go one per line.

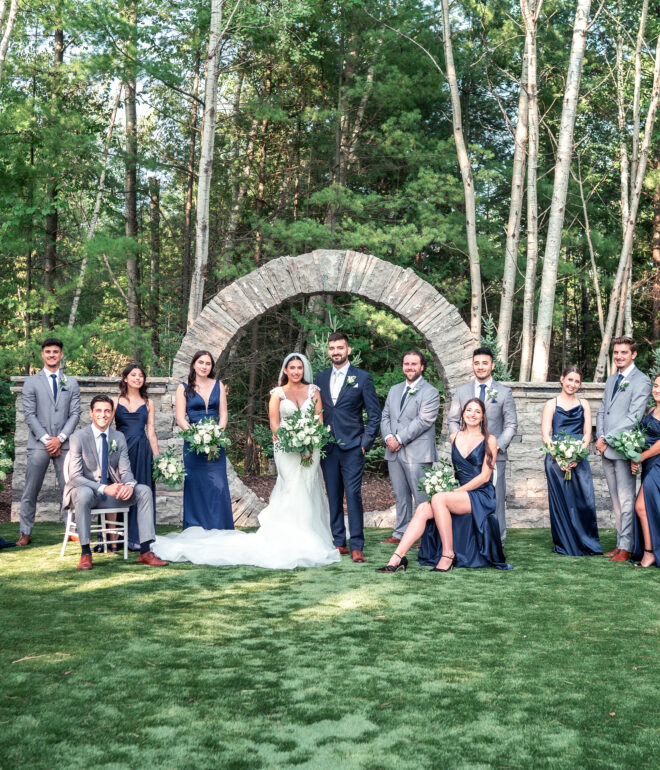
(172, 249), (476, 523)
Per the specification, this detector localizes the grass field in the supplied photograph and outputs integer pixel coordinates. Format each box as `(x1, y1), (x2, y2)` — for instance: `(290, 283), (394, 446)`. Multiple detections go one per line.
(1, 523), (658, 770)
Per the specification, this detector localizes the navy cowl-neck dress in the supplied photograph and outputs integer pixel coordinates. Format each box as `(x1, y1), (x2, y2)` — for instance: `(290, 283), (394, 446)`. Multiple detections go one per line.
(632, 411), (660, 565)
(418, 440), (512, 569)
(115, 402), (155, 550)
(544, 403), (602, 556)
(182, 381), (234, 531)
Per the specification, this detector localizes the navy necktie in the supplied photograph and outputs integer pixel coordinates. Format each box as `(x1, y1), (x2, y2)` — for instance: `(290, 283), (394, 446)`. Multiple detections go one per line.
(51, 373), (58, 402)
(479, 383), (487, 404)
(611, 373), (623, 402)
(100, 433), (109, 485)
(399, 386), (410, 411)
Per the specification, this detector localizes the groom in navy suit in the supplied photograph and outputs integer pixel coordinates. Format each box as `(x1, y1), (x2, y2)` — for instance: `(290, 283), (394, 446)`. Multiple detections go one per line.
(315, 332), (381, 562)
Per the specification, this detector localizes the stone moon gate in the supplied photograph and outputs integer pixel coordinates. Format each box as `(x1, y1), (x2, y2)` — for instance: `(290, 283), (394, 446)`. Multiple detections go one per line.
(173, 249), (476, 521)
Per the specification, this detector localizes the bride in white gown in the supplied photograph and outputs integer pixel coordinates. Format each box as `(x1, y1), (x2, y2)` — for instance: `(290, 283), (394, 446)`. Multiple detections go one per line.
(152, 353), (340, 569)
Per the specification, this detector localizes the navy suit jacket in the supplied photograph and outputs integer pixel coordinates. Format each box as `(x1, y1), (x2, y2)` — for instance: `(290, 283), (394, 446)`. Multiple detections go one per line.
(315, 364), (381, 452)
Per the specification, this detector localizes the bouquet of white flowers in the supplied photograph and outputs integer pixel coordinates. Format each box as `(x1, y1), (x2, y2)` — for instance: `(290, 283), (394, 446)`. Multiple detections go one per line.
(542, 431), (589, 481)
(275, 404), (334, 467)
(152, 447), (186, 489)
(0, 438), (12, 491)
(418, 459), (460, 496)
(606, 422), (648, 471)
(181, 417), (231, 461)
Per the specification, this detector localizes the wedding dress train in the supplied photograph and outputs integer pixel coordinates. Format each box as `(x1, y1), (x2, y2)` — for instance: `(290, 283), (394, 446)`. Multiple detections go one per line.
(152, 386), (340, 569)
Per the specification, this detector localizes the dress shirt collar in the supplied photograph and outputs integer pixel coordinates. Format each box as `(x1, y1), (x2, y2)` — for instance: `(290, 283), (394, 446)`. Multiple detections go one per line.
(404, 376), (423, 389)
(332, 361), (351, 378)
(91, 424), (108, 441)
(618, 363), (635, 378)
(42, 367), (60, 379)
(474, 377), (493, 396)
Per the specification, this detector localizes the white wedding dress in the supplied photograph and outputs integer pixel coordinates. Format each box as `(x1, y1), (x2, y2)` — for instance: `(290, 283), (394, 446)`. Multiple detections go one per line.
(152, 385), (340, 569)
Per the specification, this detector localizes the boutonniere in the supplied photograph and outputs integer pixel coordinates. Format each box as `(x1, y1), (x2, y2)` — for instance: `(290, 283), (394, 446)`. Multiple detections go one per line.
(109, 439), (118, 453)
(408, 387), (419, 396)
(58, 375), (68, 389)
(487, 388), (498, 402)
(618, 380), (629, 393)
(345, 375), (357, 387)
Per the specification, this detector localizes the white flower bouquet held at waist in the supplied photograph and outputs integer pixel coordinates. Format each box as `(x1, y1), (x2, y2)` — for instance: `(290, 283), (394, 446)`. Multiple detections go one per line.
(181, 417), (231, 462)
(152, 447), (186, 489)
(541, 431), (588, 481)
(274, 404), (334, 467)
(418, 459), (460, 495)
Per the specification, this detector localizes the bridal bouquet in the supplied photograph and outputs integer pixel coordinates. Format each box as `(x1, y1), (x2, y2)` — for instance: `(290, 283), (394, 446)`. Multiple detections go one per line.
(542, 431), (589, 481)
(152, 447), (186, 489)
(181, 417), (231, 461)
(275, 404), (334, 467)
(606, 423), (648, 470)
(418, 459), (459, 496)
(0, 438), (12, 491)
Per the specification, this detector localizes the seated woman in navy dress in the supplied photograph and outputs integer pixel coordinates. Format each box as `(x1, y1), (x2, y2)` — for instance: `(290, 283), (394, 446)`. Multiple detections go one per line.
(378, 398), (510, 573)
(112, 363), (161, 551)
(175, 350), (234, 531)
(541, 365), (602, 556)
(631, 374), (660, 568)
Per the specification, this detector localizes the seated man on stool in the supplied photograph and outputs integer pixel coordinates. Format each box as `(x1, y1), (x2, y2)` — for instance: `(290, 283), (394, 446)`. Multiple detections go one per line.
(62, 394), (168, 570)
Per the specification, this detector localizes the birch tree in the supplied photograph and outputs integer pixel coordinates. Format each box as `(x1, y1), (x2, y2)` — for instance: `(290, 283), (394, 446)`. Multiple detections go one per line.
(530, 0), (592, 382)
(0, 0), (18, 84)
(594, 28), (660, 381)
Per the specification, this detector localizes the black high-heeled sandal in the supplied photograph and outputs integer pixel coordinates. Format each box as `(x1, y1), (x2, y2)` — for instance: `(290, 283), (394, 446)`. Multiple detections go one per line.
(635, 549), (656, 568)
(376, 553), (408, 573)
(431, 553), (456, 572)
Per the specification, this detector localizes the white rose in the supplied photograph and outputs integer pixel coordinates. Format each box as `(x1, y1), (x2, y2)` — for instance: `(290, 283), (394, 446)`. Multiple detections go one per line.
(204, 446), (210, 454)
(168, 463), (176, 473)
(565, 448), (574, 458)
(203, 434), (211, 444)
(192, 435), (201, 444)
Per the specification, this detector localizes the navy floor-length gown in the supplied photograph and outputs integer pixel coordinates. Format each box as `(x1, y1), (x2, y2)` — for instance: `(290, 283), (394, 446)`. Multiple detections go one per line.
(182, 381), (234, 531)
(544, 403), (602, 556)
(115, 402), (155, 550)
(631, 411), (660, 566)
(418, 440), (511, 569)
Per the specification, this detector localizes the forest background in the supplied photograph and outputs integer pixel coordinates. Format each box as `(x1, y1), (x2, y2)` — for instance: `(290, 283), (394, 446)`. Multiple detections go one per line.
(1, 0), (659, 473)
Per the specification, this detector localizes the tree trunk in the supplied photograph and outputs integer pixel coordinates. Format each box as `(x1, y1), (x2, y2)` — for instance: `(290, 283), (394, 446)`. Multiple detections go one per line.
(149, 176), (161, 358)
(187, 0), (223, 326)
(181, 48), (201, 311)
(653, 151), (660, 342)
(68, 84), (123, 329)
(576, 154), (604, 336)
(594, 30), (660, 380)
(42, 27), (64, 332)
(0, 0), (18, 84)
(518, 0), (542, 381)
(497, 41), (528, 364)
(124, 0), (139, 328)
(441, 0), (481, 339)
(530, 0), (592, 381)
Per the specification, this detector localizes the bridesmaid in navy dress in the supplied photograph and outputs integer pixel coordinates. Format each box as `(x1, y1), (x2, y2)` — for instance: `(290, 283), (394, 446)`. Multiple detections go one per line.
(112, 364), (160, 551)
(175, 350), (233, 531)
(378, 398), (509, 573)
(541, 365), (602, 556)
(630, 374), (660, 568)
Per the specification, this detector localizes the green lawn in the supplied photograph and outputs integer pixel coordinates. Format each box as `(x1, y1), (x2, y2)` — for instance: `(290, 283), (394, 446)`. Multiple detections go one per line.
(1, 524), (658, 770)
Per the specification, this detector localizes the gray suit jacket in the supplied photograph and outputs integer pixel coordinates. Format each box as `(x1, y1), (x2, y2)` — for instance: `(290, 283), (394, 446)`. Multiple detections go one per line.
(62, 426), (136, 508)
(23, 370), (81, 450)
(381, 378), (440, 464)
(447, 380), (517, 460)
(596, 365), (651, 461)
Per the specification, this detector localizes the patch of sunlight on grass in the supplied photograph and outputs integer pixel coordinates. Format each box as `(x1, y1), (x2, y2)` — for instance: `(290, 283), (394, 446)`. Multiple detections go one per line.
(290, 586), (392, 619)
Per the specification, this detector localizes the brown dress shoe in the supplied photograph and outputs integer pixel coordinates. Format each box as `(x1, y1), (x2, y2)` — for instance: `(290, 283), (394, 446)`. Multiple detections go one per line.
(379, 536), (401, 544)
(604, 548), (620, 558)
(351, 549), (366, 563)
(77, 553), (93, 570)
(610, 549), (631, 562)
(68, 533), (80, 543)
(137, 551), (169, 566)
(17, 534), (31, 547)
(336, 546), (350, 554)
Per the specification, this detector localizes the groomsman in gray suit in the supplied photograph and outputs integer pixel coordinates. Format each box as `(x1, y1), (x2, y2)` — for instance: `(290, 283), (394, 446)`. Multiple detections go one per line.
(448, 347), (517, 542)
(62, 394), (168, 570)
(18, 338), (81, 546)
(380, 351), (440, 543)
(596, 336), (651, 562)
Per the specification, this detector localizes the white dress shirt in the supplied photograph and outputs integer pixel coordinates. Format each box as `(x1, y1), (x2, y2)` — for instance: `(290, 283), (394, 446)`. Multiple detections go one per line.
(330, 362), (350, 404)
(40, 367), (67, 445)
(474, 377), (494, 399)
(90, 425), (134, 495)
(385, 376), (423, 444)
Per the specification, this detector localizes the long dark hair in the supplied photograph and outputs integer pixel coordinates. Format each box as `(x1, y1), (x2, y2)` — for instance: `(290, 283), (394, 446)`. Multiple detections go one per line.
(118, 363), (148, 402)
(459, 397), (495, 469)
(279, 355), (309, 386)
(186, 350), (215, 397)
